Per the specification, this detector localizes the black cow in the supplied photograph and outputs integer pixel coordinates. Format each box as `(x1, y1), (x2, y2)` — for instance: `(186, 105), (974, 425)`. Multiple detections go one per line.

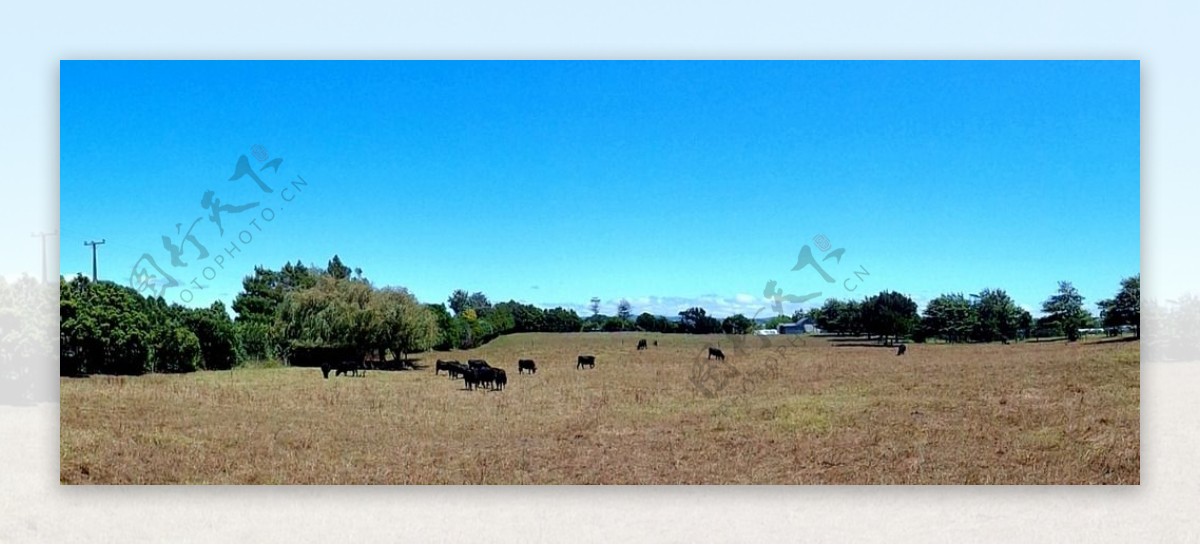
(653, 340), (658, 347)
(447, 362), (467, 378)
(493, 368), (508, 391)
(338, 360), (363, 377)
(637, 339), (648, 350)
(518, 359), (537, 374)
(707, 347), (725, 361)
(468, 359), (490, 370)
(463, 368), (482, 390)
(321, 360), (362, 378)
(435, 359), (457, 375)
(896, 344), (907, 356)
(577, 355), (596, 369)
(479, 367), (498, 389)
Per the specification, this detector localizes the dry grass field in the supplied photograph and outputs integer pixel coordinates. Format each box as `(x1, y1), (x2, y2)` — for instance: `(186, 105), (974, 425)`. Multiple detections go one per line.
(60, 332), (1139, 484)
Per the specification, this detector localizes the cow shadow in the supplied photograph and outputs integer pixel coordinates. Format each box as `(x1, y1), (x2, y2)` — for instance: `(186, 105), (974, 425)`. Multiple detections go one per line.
(826, 337), (900, 349)
(829, 342), (901, 349)
(1094, 336), (1140, 344)
(370, 358), (427, 371)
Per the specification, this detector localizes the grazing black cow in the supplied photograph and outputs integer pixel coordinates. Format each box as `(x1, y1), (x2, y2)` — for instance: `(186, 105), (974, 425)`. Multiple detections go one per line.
(653, 340), (658, 347)
(493, 368), (508, 391)
(336, 360), (363, 377)
(478, 367), (498, 389)
(896, 344), (907, 356)
(577, 355), (596, 369)
(435, 359), (453, 375)
(448, 362), (467, 379)
(468, 359), (490, 370)
(463, 368), (482, 390)
(637, 339), (648, 350)
(518, 359), (537, 374)
(321, 360), (362, 378)
(707, 347), (725, 361)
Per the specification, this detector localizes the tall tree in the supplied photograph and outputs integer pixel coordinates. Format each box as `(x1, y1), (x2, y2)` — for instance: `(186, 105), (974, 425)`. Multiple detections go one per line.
(371, 287), (439, 360)
(1041, 281), (1087, 342)
(1017, 308), (1033, 339)
(722, 314), (755, 334)
(972, 288), (1021, 342)
(920, 293), (975, 343)
(544, 307), (583, 332)
(678, 307), (720, 334)
(1098, 274), (1140, 339)
(635, 312), (657, 331)
(589, 297), (601, 317)
(467, 291), (491, 312)
(447, 289), (470, 316)
(617, 299), (633, 321)
(326, 255), (351, 280)
(861, 291), (919, 345)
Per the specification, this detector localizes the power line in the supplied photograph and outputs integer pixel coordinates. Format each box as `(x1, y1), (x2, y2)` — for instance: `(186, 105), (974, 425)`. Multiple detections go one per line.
(84, 239), (106, 281)
(30, 230), (58, 284)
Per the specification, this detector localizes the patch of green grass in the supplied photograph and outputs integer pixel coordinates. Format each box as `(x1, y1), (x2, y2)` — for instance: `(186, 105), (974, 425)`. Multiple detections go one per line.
(237, 358), (285, 370)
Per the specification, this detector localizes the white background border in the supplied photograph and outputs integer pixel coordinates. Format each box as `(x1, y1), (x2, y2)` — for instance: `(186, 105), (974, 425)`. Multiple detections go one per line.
(2, 0), (1195, 541)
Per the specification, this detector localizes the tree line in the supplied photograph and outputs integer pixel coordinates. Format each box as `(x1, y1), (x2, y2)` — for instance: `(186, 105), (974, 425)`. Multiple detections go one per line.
(806, 276), (1139, 344)
(60, 275), (239, 375)
(57, 252), (1139, 375)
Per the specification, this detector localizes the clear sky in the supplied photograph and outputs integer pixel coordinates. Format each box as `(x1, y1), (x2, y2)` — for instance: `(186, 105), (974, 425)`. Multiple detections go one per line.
(60, 61), (1139, 318)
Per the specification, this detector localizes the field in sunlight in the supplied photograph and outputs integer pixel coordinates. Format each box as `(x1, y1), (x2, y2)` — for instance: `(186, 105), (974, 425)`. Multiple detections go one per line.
(60, 332), (1139, 484)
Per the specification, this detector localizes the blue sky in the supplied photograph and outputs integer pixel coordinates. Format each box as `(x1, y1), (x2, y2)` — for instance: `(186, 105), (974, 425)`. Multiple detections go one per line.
(60, 61), (1139, 318)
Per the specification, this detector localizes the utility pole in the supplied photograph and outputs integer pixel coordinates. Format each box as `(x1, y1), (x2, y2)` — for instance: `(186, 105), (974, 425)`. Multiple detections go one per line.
(84, 239), (106, 281)
(30, 230), (58, 284)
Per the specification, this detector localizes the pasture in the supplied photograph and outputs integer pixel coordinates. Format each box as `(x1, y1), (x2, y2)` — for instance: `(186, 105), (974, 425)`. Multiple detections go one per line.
(60, 332), (1139, 484)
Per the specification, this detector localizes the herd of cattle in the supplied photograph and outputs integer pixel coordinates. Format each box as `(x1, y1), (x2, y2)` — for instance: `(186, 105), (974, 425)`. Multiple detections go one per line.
(316, 338), (835, 391)
(432, 353), (602, 391)
(434, 359), (510, 390)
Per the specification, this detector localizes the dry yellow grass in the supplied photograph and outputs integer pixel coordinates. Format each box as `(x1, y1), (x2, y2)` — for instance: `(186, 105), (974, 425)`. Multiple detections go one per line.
(60, 332), (1139, 484)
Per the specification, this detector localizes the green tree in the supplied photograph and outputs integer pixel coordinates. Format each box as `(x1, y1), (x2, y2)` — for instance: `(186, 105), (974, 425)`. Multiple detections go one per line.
(816, 299), (865, 335)
(1098, 274), (1140, 339)
(1017, 308), (1033, 340)
(861, 291), (919, 345)
(231, 266), (284, 325)
(722, 314), (755, 334)
(544, 307), (583, 332)
(58, 276), (153, 375)
(920, 293), (975, 343)
(635, 312), (658, 331)
(152, 326), (202, 373)
(326, 254), (352, 280)
(971, 288), (1021, 342)
(428, 303), (466, 350)
(231, 262), (317, 359)
(617, 299), (633, 321)
(764, 314), (792, 330)
(180, 301), (241, 370)
(275, 275), (375, 360)
(467, 292), (491, 312)
(496, 301), (546, 332)
(1041, 281), (1087, 342)
(602, 316), (629, 332)
(678, 307), (720, 334)
(447, 289), (470, 316)
(371, 287), (439, 360)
